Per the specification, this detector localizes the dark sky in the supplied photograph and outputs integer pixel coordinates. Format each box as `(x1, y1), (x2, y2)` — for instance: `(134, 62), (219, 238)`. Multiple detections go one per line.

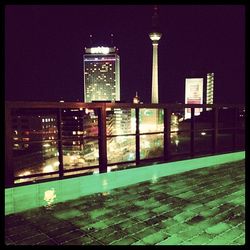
(5, 4), (245, 104)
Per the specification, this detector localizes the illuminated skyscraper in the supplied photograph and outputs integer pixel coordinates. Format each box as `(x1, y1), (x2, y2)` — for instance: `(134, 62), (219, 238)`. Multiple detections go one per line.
(206, 73), (214, 110)
(149, 6), (162, 104)
(83, 46), (120, 102)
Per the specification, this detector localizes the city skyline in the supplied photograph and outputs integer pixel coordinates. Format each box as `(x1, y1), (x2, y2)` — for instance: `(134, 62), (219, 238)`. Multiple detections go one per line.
(5, 5), (245, 104)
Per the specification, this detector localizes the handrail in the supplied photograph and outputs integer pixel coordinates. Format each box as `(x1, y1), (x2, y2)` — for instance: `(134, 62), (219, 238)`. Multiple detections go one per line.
(5, 102), (245, 187)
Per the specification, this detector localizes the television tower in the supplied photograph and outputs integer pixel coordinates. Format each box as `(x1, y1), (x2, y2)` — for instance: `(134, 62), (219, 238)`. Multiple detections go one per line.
(149, 5), (162, 103)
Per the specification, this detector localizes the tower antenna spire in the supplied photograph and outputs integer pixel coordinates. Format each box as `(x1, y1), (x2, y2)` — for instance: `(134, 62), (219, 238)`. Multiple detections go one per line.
(152, 5), (160, 31)
(110, 33), (114, 46)
(89, 34), (93, 46)
(149, 5), (162, 104)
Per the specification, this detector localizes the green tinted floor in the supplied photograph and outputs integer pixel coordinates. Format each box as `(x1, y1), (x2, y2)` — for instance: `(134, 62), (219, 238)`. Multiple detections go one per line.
(5, 160), (245, 245)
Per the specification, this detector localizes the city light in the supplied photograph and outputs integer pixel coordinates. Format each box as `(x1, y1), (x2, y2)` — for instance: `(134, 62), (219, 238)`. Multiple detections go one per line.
(18, 171), (31, 177)
(43, 165), (54, 173)
(44, 188), (56, 207)
(90, 46), (110, 54)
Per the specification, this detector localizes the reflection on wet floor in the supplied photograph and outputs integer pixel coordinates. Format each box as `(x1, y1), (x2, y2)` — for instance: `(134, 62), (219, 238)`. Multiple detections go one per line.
(5, 160), (245, 245)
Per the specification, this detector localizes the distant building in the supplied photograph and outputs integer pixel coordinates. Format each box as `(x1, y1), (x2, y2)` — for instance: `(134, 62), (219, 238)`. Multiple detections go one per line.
(206, 73), (214, 110)
(184, 78), (204, 119)
(12, 113), (58, 177)
(83, 46), (120, 102)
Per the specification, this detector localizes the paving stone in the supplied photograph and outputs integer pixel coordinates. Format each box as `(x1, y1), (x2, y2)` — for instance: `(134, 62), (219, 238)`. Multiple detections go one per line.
(156, 234), (184, 245)
(53, 229), (86, 244)
(16, 233), (51, 245)
(5, 160), (245, 245)
(205, 222), (231, 235)
(141, 231), (169, 245)
(110, 236), (138, 245)
(188, 232), (212, 244)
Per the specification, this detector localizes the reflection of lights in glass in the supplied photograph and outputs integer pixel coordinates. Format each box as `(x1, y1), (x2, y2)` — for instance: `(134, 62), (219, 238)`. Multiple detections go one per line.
(53, 161), (60, 167)
(44, 188), (56, 207)
(201, 132), (206, 136)
(175, 139), (179, 147)
(102, 179), (108, 187)
(19, 171), (31, 177)
(43, 165), (53, 173)
(93, 169), (99, 174)
(73, 131), (76, 135)
(43, 143), (51, 148)
(151, 174), (158, 183)
(143, 140), (150, 148)
(128, 153), (134, 160)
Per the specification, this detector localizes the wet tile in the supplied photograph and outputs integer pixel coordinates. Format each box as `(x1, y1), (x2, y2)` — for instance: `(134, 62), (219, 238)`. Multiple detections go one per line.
(156, 234), (184, 245)
(53, 229), (86, 244)
(16, 233), (51, 245)
(5, 159), (245, 245)
(110, 236), (138, 245)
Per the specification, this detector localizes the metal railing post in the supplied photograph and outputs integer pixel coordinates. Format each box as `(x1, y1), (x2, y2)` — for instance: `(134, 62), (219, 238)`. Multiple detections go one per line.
(57, 108), (64, 178)
(190, 108), (195, 157)
(135, 107), (140, 165)
(164, 108), (171, 161)
(5, 103), (14, 187)
(98, 105), (107, 173)
(232, 107), (238, 150)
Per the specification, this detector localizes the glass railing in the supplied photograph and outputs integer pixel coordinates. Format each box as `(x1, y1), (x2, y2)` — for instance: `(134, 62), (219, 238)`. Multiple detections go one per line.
(5, 102), (245, 187)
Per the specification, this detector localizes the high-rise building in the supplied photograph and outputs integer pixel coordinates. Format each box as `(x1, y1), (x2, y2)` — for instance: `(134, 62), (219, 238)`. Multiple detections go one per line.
(184, 78), (204, 119)
(83, 46), (120, 102)
(149, 6), (162, 104)
(206, 73), (214, 110)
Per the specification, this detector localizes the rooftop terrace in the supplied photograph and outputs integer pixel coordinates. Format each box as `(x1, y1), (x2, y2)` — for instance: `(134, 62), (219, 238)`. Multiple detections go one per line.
(5, 152), (245, 245)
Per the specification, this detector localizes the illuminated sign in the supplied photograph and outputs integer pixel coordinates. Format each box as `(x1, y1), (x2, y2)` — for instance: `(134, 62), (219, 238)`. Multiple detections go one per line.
(90, 47), (110, 54)
(185, 78), (203, 119)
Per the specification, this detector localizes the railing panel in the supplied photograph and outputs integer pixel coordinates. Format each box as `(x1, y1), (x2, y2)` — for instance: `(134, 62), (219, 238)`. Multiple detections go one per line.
(5, 102), (245, 187)
(107, 135), (136, 164)
(139, 109), (164, 133)
(105, 107), (136, 166)
(11, 108), (59, 184)
(140, 133), (164, 160)
(170, 130), (190, 155)
(194, 130), (213, 155)
(62, 138), (99, 170)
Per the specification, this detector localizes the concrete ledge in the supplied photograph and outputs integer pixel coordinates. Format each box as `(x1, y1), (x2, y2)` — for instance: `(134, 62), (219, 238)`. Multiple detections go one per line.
(5, 151), (245, 215)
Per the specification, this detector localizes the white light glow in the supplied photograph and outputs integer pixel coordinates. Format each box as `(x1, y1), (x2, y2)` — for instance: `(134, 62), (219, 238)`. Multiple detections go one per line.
(90, 47), (110, 54)
(43, 165), (53, 173)
(44, 188), (56, 207)
(53, 161), (60, 167)
(19, 171), (31, 177)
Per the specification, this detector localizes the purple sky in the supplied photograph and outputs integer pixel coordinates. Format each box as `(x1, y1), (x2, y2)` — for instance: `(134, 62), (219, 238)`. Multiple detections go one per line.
(5, 5), (245, 104)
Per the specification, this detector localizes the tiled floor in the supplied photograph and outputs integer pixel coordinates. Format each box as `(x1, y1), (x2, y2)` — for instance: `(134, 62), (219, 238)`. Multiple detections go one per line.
(5, 159), (245, 245)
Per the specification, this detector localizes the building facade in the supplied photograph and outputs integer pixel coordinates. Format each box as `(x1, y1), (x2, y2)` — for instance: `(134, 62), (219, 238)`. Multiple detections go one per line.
(83, 46), (120, 102)
(206, 72), (214, 110)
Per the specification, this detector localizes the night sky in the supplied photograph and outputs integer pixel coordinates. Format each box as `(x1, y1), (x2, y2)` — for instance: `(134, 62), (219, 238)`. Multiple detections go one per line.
(5, 5), (245, 104)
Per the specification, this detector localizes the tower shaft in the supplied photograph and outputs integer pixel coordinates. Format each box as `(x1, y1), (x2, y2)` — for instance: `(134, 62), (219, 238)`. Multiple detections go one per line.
(151, 43), (159, 103)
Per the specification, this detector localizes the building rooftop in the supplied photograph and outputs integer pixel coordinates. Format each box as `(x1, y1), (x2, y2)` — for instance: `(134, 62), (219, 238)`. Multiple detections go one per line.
(5, 156), (245, 245)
